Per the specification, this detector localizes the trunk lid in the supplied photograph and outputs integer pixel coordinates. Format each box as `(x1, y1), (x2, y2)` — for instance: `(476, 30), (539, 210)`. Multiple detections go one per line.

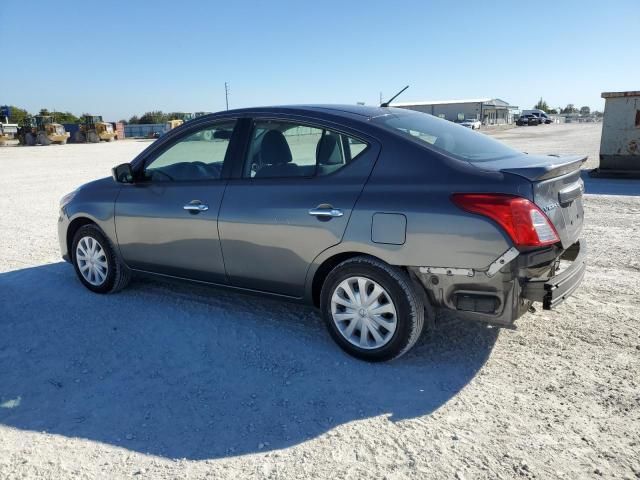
(475, 154), (586, 248)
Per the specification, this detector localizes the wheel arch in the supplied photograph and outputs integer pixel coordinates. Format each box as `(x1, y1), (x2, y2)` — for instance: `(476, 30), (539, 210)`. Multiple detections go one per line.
(309, 251), (390, 308)
(66, 217), (98, 259)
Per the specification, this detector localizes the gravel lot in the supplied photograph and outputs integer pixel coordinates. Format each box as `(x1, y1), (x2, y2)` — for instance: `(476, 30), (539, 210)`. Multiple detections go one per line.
(1, 123), (639, 479)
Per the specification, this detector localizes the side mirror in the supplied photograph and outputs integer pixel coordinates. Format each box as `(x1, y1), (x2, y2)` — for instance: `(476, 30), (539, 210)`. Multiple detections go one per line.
(112, 163), (134, 183)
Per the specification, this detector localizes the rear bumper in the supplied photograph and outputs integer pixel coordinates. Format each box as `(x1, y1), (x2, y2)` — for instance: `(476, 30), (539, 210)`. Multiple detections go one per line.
(410, 239), (586, 326)
(522, 240), (586, 310)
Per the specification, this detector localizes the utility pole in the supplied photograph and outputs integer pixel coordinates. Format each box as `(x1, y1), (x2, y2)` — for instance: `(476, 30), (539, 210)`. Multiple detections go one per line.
(225, 82), (230, 111)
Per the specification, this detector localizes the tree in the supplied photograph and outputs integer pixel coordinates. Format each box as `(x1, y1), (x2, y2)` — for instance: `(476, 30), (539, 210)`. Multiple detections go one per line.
(139, 111), (167, 124)
(167, 112), (188, 121)
(547, 108), (558, 114)
(51, 111), (80, 123)
(6, 106), (30, 124)
(534, 98), (550, 112)
(118, 119), (128, 125)
(128, 115), (140, 124)
(593, 110), (604, 118)
(561, 104), (578, 114)
(579, 106), (590, 116)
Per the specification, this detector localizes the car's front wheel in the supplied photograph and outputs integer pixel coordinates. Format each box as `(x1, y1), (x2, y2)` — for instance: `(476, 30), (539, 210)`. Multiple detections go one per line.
(320, 256), (426, 362)
(72, 224), (130, 293)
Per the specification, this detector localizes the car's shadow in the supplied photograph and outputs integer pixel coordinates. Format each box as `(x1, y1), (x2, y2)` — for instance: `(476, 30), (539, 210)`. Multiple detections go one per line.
(582, 170), (640, 196)
(0, 263), (499, 460)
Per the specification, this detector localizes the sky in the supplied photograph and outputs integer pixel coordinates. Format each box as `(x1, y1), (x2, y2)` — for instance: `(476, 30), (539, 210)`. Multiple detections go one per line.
(2, 0), (638, 121)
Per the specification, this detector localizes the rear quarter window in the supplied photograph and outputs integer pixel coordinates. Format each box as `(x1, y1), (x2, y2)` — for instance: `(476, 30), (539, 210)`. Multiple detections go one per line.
(377, 110), (520, 162)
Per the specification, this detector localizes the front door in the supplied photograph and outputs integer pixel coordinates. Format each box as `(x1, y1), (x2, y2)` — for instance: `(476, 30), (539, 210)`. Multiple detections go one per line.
(115, 120), (237, 283)
(219, 118), (379, 297)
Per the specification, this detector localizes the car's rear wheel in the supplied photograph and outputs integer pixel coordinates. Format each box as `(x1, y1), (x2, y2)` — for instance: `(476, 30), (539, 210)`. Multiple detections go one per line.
(320, 256), (426, 362)
(72, 224), (130, 293)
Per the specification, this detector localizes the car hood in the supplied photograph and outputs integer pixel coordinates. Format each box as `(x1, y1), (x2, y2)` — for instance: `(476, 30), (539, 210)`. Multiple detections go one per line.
(78, 176), (115, 191)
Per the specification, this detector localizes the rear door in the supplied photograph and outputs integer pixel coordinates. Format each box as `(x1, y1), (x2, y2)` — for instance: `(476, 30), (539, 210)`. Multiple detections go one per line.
(115, 120), (239, 283)
(218, 117), (379, 297)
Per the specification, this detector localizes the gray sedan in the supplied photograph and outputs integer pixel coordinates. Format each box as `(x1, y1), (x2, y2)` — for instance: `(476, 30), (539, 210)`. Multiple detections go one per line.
(58, 105), (586, 361)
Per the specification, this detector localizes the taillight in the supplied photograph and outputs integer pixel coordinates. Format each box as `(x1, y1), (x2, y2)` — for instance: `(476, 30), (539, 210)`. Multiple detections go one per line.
(451, 193), (560, 247)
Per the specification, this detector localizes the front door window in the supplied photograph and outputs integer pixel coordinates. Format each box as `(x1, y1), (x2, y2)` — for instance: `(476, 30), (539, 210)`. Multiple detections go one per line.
(144, 121), (236, 182)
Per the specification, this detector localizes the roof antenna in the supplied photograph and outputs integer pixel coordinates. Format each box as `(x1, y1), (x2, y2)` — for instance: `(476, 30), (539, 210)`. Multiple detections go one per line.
(380, 85), (409, 107)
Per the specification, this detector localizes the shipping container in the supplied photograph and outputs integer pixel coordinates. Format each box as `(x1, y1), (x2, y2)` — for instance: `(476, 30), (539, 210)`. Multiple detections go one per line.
(594, 91), (640, 178)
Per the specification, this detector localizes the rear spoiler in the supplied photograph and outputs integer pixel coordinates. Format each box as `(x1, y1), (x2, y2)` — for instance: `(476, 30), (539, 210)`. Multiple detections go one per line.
(500, 155), (587, 181)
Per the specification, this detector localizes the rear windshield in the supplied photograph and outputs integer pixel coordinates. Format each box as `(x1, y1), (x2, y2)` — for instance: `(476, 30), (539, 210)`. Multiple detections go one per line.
(374, 109), (520, 162)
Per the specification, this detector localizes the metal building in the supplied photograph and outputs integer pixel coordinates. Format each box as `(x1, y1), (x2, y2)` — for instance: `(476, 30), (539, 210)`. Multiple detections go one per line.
(594, 91), (640, 178)
(390, 98), (518, 125)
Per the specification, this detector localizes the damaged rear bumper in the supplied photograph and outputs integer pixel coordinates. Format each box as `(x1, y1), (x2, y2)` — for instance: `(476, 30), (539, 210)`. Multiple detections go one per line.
(522, 240), (586, 310)
(410, 239), (586, 326)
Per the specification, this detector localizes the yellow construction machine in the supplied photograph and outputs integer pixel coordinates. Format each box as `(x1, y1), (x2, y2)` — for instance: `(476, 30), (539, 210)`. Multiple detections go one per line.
(18, 116), (69, 145)
(75, 115), (117, 143)
(165, 119), (184, 131)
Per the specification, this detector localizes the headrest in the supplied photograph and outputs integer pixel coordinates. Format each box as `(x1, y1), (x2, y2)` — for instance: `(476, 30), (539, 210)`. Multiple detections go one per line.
(316, 134), (342, 165)
(261, 130), (292, 165)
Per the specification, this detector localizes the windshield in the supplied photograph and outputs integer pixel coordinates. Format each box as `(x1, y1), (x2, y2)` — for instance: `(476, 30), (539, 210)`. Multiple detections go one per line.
(375, 109), (520, 162)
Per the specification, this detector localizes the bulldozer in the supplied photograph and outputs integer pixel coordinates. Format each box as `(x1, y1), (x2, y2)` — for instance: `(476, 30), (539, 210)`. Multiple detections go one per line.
(18, 115), (70, 145)
(75, 115), (117, 143)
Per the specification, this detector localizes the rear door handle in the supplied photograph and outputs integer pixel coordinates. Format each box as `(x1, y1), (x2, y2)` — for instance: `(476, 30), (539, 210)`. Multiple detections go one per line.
(183, 201), (209, 212)
(308, 207), (343, 218)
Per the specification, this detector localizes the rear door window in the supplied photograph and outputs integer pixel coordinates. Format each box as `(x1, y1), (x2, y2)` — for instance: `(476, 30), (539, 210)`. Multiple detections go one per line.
(243, 120), (368, 178)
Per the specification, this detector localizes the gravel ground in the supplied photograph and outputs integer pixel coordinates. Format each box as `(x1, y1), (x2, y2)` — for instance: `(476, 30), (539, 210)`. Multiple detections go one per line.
(1, 124), (639, 479)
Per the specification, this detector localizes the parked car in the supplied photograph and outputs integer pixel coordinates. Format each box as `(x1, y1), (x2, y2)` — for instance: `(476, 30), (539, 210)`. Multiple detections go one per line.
(457, 118), (482, 130)
(516, 114), (540, 126)
(522, 109), (553, 124)
(58, 105), (586, 361)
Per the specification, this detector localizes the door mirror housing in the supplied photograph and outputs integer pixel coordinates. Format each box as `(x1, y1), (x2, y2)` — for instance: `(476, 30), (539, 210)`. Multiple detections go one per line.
(112, 163), (134, 183)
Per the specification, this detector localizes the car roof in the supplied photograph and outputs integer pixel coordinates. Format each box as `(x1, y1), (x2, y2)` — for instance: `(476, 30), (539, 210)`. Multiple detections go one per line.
(218, 104), (402, 121)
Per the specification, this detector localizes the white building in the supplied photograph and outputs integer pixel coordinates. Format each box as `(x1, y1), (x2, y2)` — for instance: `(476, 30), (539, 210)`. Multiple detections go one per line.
(390, 98), (518, 125)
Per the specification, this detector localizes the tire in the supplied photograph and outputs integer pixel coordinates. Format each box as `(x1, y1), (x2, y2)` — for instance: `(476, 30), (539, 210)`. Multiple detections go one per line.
(71, 224), (131, 294)
(37, 133), (51, 146)
(320, 256), (426, 362)
(59, 139), (67, 145)
(74, 131), (86, 143)
(87, 131), (100, 143)
(24, 133), (36, 146)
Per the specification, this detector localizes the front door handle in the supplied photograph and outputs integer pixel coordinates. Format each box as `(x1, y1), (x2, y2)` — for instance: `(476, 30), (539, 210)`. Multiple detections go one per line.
(183, 201), (209, 212)
(308, 206), (343, 218)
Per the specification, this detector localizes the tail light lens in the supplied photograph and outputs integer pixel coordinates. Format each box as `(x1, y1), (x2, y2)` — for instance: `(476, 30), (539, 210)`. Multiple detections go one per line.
(451, 193), (560, 247)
